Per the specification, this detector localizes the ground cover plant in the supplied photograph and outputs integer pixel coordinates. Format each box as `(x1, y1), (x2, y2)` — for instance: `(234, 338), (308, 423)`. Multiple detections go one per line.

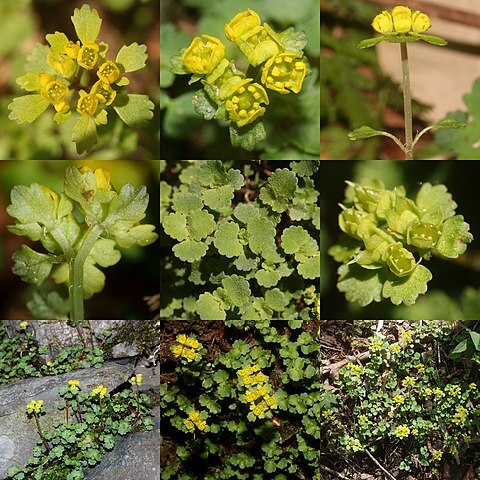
(160, 160), (320, 320)
(161, 0), (319, 160)
(6, 164), (158, 320)
(321, 320), (480, 480)
(160, 319), (320, 479)
(321, 160), (480, 320)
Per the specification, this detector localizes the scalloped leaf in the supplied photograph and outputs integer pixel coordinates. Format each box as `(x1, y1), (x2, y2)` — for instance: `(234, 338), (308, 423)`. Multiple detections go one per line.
(12, 245), (61, 286)
(196, 292), (226, 320)
(46, 32), (69, 54)
(8, 95), (49, 124)
(277, 27), (308, 54)
(436, 215), (473, 258)
(72, 116), (98, 154)
(382, 264), (432, 306)
(188, 210), (215, 241)
(27, 290), (70, 320)
(416, 182), (457, 224)
(259, 168), (297, 212)
(71, 4), (102, 45)
(163, 212), (188, 241)
(222, 275), (251, 308)
(247, 217), (276, 256)
(173, 240), (208, 262)
(214, 222), (243, 258)
(265, 288), (288, 312)
(17, 72), (41, 92)
(113, 94), (154, 128)
(116, 43), (148, 72)
(337, 264), (385, 307)
(229, 121), (266, 151)
(233, 203), (260, 224)
(298, 254), (320, 279)
(255, 269), (281, 287)
(290, 160), (320, 177)
(192, 89), (218, 121)
(202, 185), (234, 211)
(172, 192), (203, 214)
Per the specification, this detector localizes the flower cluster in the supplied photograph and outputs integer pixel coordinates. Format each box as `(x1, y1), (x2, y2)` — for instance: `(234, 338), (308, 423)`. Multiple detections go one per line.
(184, 410), (207, 432)
(129, 374), (143, 386)
(26, 400), (44, 414)
(394, 425), (410, 438)
(91, 384), (107, 398)
(452, 406), (468, 425)
(68, 379), (81, 393)
(237, 364), (277, 418)
(174, 9), (310, 129)
(171, 334), (201, 362)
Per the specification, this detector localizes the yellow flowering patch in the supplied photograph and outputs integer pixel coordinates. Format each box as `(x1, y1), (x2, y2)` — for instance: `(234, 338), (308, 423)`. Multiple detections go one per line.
(394, 425), (410, 438)
(68, 379), (80, 392)
(130, 373), (143, 386)
(452, 406), (468, 425)
(172, 334), (201, 362)
(238, 365), (277, 418)
(91, 384), (107, 398)
(26, 400), (44, 414)
(184, 410), (207, 432)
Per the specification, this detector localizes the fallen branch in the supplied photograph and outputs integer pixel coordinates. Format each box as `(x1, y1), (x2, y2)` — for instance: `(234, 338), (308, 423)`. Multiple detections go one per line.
(321, 350), (371, 379)
(365, 449), (397, 480)
(319, 464), (351, 480)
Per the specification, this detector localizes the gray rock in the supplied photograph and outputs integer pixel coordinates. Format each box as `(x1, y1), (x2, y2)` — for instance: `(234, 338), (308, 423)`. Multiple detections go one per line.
(0, 361), (135, 479)
(83, 429), (160, 480)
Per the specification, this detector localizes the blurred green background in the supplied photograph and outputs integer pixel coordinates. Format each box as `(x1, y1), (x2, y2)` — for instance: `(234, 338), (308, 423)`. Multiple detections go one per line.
(0, 160), (160, 319)
(160, 0), (320, 160)
(0, 0), (160, 159)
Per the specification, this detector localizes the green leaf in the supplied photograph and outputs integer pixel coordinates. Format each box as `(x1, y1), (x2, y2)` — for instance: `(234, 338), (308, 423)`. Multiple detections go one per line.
(265, 288), (288, 312)
(229, 121), (266, 151)
(436, 215), (473, 258)
(172, 192), (203, 214)
(278, 27), (308, 54)
(348, 126), (395, 141)
(173, 240), (208, 262)
(54, 110), (72, 125)
(337, 264), (385, 307)
(222, 275), (251, 308)
(113, 94), (154, 127)
(259, 168), (297, 212)
(170, 51), (189, 75)
(410, 32), (447, 46)
(46, 32), (69, 54)
(214, 222), (243, 258)
(470, 331), (480, 351)
(255, 269), (281, 288)
(382, 264), (432, 306)
(192, 89), (217, 121)
(163, 212), (188, 241)
(116, 43), (148, 72)
(247, 217), (276, 257)
(451, 339), (468, 355)
(416, 183), (457, 224)
(25, 43), (55, 74)
(72, 116), (98, 154)
(12, 245), (61, 285)
(298, 255), (320, 279)
(89, 238), (121, 268)
(187, 210), (215, 241)
(202, 185), (234, 211)
(71, 4), (102, 44)
(196, 292), (226, 320)
(357, 36), (385, 49)
(27, 290), (70, 320)
(16, 73), (41, 92)
(8, 95), (49, 124)
(430, 118), (466, 130)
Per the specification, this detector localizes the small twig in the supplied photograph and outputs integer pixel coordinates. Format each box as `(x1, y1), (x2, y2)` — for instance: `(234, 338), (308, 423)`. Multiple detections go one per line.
(319, 464), (351, 480)
(365, 449), (397, 480)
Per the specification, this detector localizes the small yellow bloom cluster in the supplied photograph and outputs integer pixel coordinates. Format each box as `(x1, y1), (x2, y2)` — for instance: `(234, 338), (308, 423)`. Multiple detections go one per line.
(469, 383), (477, 390)
(91, 384), (107, 398)
(411, 428), (418, 435)
(399, 330), (413, 345)
(172, 334), (201, 362)
(415, 363), (425, 373)
(388, 342), (401, 354)
(369, 338), (384, 352)
(393, 394), (404, 404)
(431, 449), (443, 461)
(433, 387), (444, 398)
(184, 410), (207, 432)
(452, 406), (468, 425)
(322, 409), (334, 420)
(129, 374), (143, 386)
(372, 6), (431, 35)
(446, 384), (461, 397)
(20, 321), (29, 329)
(68, 379), (80, 392)
(238, 365), (277, 418)
(402, 376), (415, 387)
(344, 362), (363, 376)
(358, 414), (368, 425)
(26, 400), (44, 414)
(394, 425), (410, 438)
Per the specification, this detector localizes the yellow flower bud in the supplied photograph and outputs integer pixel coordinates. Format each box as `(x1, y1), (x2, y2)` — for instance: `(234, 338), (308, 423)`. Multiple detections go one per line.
(93, 168), (111, 190)
(392, 6), (412, 33)
(182, 35), (226, 74)
(411, 10), (431, 33)
(372, 10), (394, 34)
(224, 9), (261, 42)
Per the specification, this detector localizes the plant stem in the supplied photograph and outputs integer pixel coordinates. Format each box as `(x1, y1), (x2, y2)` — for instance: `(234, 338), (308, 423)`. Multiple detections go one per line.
(400, 43), (413, 160)
(33, 413), (51, 453)
(69, 224), (103, 321)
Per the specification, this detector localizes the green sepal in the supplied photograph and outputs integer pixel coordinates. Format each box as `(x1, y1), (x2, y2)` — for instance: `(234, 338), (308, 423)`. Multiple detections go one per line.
(116, 77), (130, 86)
(277, 27), (308, 54)
(72, 116), (98, 154)
(436, 215), (473, 258)
(116, 43), (148, 72)
(192, 89), (217, 121)
(16, 72), (41, 92)
(357, 37), (385, 49)
(384, 34), (419, 44)
(71, 4), (102, 45)
(8, 94), (49, 124)
(230, 121), (266, 151)
(113, 94), (154, 127)
(54, 110), (72, 125)
(188, 74), (203, 85)
(409, 32), (447, 46)
(12, 245), (63, 286)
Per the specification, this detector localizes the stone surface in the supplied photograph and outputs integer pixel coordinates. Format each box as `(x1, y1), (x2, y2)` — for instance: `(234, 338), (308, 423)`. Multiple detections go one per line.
(0, 361), (135, 479)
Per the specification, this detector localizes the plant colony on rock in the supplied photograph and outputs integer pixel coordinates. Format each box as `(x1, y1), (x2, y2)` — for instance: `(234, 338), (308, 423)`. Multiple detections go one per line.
(160, 160), (320, 320)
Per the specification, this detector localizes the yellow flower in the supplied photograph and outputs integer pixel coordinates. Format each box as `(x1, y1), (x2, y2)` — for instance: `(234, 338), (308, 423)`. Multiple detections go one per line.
(182, 35), (226, 74)
(400, 330), (413, 344)
(415, 363), (425, 373)
(464, 435), (471, 443)
(359, 414), (368, 425)
(322, 409), (334, 419)
(369, 338), (384, 352)
(235, 23), (283, 67)
(91, 384), (107, 398)
(372, 10), (394, 34)
(64, 41), (80, 60)
(424, 387), (432, 396)
(68, 379), (80, 392)
(20, 321), (29, 329)
(77, 43), (99, 70)
(130, 374), (143, 386)
(391, 6), (412, 33)
(432, 387), (444, 398)
(261, 53), (307, 94)
(447, 385), (461, 397)
(394, 425), (410, 438)
(393, 394), (404, 404)
(452, 406), (468, 425)
(469, 383), (477, 390)
(224, 9), (261, 42)
(184, 419), (195, 431)
(39, 74), (70, 113)
(402, 376), (415, 387)
(91, 80), (117, 106)
(186, 410), (207, 431)
(412, 428), (418, 435)
(345, 363), (363, 376)
(388, 342), (401, 354)
(226, 81), (269, 127)
(76, 90), (99, 117)
(411, 10), (431, 33)
(26, 400), (44, 413)
(97, 60), (121, 84)
(47, 52), (77, 78)
(432, 449), (443, 461)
